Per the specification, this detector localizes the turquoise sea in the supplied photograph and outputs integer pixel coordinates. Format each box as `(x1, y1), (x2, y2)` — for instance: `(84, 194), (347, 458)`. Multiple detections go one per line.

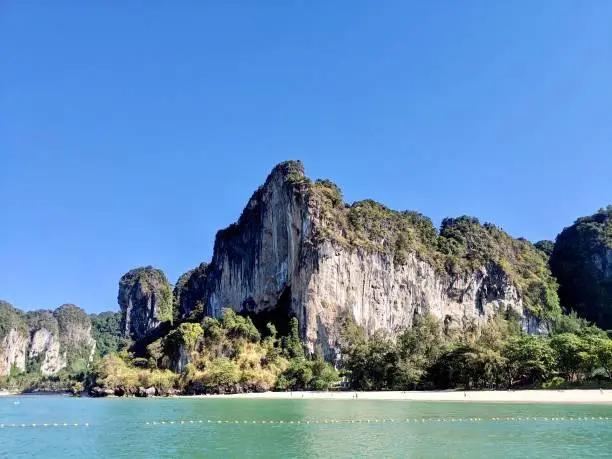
(1, 395), (611, 458)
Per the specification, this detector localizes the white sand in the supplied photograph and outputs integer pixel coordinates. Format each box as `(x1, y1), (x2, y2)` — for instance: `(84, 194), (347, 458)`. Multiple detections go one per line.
(3, 389), (611, 403)
(194, 389), (612, 404)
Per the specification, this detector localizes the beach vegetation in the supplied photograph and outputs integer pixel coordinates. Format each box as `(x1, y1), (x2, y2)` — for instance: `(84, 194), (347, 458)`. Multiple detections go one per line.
(339, 313), (612, 391)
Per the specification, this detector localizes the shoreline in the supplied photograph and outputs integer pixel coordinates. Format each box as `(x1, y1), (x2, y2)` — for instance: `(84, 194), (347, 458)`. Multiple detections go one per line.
(4, 389), (612, 404)
(186, 389), (612, 404)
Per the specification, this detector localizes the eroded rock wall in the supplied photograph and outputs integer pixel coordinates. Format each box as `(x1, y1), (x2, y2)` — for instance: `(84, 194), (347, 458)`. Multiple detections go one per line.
(0, 302), (97, 376)
(118, 267), (173, 340)
(202, 161), (542, 358)
(0, 329), (28, 376)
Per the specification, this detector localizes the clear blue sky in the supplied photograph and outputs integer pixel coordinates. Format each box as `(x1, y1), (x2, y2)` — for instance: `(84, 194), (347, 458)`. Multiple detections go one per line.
(1, 2), (611, 313)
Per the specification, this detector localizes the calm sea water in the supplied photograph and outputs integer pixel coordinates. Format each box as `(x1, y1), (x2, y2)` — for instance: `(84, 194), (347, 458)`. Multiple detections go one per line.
(1, 395), (611, 458)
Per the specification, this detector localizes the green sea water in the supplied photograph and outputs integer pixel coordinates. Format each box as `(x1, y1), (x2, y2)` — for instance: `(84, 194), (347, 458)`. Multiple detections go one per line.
(1, 396), (612, 458)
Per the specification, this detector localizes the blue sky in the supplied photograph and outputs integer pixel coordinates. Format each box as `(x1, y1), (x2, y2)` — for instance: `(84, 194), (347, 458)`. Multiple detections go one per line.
(1, 2), (611, 313)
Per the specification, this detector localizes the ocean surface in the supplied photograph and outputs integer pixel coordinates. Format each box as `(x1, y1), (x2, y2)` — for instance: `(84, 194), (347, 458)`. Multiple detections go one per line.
(1, 395), (612, 458)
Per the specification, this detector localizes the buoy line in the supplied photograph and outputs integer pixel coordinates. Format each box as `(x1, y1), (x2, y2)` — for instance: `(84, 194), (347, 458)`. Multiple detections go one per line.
(0, 422), (89, 429)
(142, 416), (612, 426)
(4, 417), (610, 430)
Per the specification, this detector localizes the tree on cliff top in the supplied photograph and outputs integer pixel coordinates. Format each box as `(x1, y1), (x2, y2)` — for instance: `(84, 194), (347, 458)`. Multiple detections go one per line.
(0, 301), (27, 340)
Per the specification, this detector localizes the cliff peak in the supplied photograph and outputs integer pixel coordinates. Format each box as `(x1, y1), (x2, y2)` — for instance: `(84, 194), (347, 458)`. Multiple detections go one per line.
(118, 266), (173, 340)
(268, 160), (305, 182)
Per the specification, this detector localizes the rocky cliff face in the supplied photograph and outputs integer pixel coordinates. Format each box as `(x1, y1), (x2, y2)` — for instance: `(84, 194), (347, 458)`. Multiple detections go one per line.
(198, 161), (556, 358)
(173, 263), (208, 322)
(53, 304), (97, 368)
(550, 206), (612, 329)
(28, 328), (64, 375)
(0, 329), (28, 376)
(0, 302), (96, 376)
(119, 267), (173, 340)
(0, 301), (28, 375)
(26, 310), (64, 375)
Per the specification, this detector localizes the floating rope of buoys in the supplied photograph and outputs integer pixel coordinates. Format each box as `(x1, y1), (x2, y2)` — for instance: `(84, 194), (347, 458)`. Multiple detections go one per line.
(141, 416), (612, 426)
(0, 422), (89, 428)
(9, 416), (612, 430)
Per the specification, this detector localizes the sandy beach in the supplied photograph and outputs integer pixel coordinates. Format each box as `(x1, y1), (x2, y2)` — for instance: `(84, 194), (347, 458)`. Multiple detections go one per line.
(3, 389), (612, 403)
(195, 389), (612, 404)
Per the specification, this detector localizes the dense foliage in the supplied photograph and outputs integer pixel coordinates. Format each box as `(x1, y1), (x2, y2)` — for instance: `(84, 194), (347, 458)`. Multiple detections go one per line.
(535, 240), (554, 257)
(90, 312), (128, 357)
(550, 206), (612, 329)
(53, 304), (94, 372)
(339, 313), (612, 390)
(0, 301), (27, 339)
(91, 310), (339, 395)
(0, 369), (87, 394)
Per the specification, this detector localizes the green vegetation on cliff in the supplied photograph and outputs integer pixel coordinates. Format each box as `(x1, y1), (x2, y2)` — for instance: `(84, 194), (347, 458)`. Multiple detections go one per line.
(0, 303), (96, 393)
(54, 304), (94, 372)
(91, 312), (128, 357)
(550, 206), (612, 329)
(118, 266), (174, 340)
(26, 310), (59, 336)
(439, 217), (560, 318)
(172, 263), (208, 322)
(0, 301), (27, 340)
(302, 171), (560, 319)
(535, 240), (554, 257)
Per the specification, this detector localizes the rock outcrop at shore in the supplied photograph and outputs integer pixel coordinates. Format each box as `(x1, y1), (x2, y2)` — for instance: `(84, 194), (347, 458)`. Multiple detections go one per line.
(550, 206), (612, 329)
(118, 266), (173, 341)
(172, 161), (558, 358)
(0, 302), (96, 376)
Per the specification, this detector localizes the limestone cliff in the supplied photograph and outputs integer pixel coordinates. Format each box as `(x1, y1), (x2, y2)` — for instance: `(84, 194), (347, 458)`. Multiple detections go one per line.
(0, 301), (28, 375)
(0, 302), (96, 376)
(0, 329), (28, 376)
(198, 161), (557, 358)
(119, 266), (173, 340)
(550, 206), (612, 329)
(53, 304), (97, 368)
(26, 310), (65, 375)
(173, 263), (208, 322)
(28, 328), (64, 375)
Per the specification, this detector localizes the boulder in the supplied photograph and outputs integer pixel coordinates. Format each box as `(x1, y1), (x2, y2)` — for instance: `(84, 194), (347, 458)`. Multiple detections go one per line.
(135, 386), (156, 397)
(89, 386), (114, 397)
